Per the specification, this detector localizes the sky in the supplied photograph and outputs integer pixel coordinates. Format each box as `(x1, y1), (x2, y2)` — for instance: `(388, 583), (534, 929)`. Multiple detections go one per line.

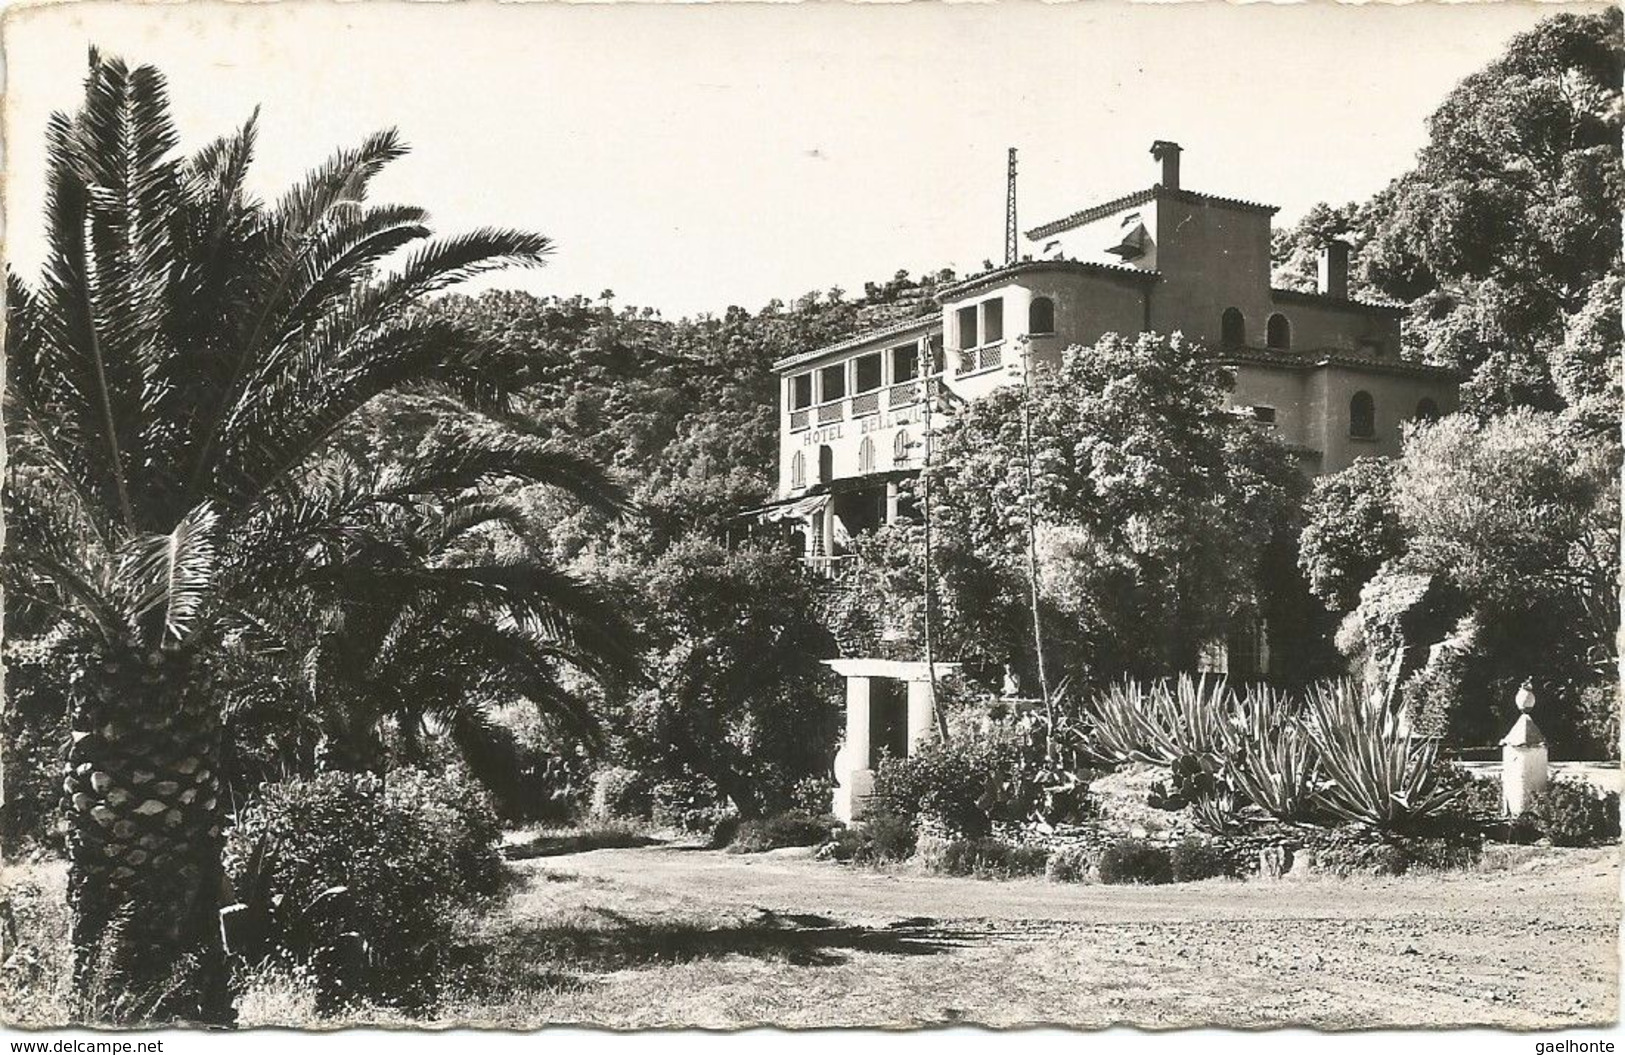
(2, 1), (1606, 318)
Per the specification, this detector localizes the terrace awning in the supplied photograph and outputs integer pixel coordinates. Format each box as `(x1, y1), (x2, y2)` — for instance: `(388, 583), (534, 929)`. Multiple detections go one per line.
(738, 492), (830, 524)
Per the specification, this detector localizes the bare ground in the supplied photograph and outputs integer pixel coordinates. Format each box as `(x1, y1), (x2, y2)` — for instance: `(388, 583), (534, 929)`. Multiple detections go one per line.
(432, 841), (1622, 1031)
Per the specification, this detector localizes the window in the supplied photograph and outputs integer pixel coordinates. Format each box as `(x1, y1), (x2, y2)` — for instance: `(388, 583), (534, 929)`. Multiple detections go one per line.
(791, 450), (806, 489)
(854, 353), (883, 393)
(1349, 391), (1376, 439)
(1415, 397), (1440, 422)
(891, 343), (919, 383)
(1266, 313), (1291, 350)
(1029, 296), (1056, 335)
(818, 445), (835, 484)
(1221, 308), (1245, 347)
(983, 298), (1004, 343)
(818, 363), (846, 403)
(858, 436), (875, 474)
(893, 429), (912, 466)
(790, 373), (813, 410)
(956, 305), (979, 349)
(1251, 405), (1277, 424)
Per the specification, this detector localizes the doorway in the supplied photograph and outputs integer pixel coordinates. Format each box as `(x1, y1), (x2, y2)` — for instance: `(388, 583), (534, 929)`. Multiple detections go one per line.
(868, 677), (909, 768)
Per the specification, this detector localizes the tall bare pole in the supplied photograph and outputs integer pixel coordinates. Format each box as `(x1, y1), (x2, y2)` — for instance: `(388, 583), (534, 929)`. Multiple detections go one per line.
(1016, 336), (1054, 745)
(1005, 147), (1019, 266)
(919, 334), (948, 742)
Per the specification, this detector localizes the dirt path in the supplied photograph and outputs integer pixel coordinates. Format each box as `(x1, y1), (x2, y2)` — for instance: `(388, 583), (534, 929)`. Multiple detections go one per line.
(469, 842), (1621, 1030)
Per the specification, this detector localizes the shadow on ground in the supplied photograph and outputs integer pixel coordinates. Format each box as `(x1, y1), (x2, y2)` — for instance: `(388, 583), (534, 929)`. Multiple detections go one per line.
(451, 903), (998, 1002)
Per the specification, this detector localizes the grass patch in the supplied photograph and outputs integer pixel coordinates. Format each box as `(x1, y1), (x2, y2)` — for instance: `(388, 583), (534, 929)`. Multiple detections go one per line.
(503, 822), (661, 860)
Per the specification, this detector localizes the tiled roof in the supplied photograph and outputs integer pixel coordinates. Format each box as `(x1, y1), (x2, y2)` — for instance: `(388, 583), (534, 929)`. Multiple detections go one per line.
(1026, 188), (1158, 241)
(1026, 186), (1279, 241)
(935, 258), (1159, 301)
(1270, 287), (1405, 316)
(1217, 344), (1462, 381)
(771, 315), (939, 373)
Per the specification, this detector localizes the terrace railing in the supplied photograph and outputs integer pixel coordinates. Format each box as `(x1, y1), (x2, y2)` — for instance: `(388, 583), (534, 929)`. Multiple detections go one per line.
(955, 341), (1005, 376)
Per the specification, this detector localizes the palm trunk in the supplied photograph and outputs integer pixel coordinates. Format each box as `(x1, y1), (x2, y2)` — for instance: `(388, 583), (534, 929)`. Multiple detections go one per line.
(63, 642), (233, 1025)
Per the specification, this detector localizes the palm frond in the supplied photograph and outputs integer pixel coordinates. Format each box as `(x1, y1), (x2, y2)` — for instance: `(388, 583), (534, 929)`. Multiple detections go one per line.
(114, 501), (220, 644)
(380, 429), (632, 519)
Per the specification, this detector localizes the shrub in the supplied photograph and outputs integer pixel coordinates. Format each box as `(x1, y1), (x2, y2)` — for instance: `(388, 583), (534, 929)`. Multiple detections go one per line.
(789, 774), (835, 816)
(650, 776), (733, 834)
(923, 837), (1048, 879)
(824, 812), (916, 865)
(869, 742), (991, 837)
(591, 766), (652, 821)
(1311, 836), (1410, 877)
(1525, 781), (1621, 847)
(223, 768), (503, 1011)
(1573, 682), (1621, 761)
(1046, 844), (1095, 883)
(729, 812), (838, 854)
(1170, 838), (1230, 882)
(1096, 839), (1173, 885)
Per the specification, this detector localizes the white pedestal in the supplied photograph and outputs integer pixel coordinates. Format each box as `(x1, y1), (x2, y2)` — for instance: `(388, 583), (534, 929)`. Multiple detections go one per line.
(1500, 714), (1548, 817)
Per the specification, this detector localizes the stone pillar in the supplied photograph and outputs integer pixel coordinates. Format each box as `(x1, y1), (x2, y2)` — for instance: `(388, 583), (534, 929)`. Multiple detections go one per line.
(833, 676), (873, 822)
(885, 481), (900, 525)
(905, 678), (935, 753)
(1501, 682), (1548, 818)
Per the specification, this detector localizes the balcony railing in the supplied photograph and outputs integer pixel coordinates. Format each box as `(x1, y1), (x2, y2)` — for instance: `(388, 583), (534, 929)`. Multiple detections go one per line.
(955, 341), (1005, 376)
(817, 400), (845, 424)
(790, 408), (810, 431)
(851, 390), (881, 417)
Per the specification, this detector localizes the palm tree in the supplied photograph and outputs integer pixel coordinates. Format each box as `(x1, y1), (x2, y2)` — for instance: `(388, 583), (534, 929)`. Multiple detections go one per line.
(257, 437), (635, 799)
(3, 52), (584, 1023)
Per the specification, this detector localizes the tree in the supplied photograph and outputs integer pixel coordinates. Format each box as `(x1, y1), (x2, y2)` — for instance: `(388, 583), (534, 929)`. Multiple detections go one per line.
(906, 333), (1304, 684)
(243, 424), (637, 801)
(1357, 10), (1622, 418)
(1394, 410), (1617, 672)
(1298, 457), (1406, 613)
(607, 540), (840, 819)
(1328, 411), (1620, 752)
(3, 54), (562, 1022)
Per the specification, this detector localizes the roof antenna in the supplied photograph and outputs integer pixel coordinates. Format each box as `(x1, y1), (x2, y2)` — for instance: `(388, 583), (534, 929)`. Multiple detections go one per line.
(1005, 147), (1019, 266)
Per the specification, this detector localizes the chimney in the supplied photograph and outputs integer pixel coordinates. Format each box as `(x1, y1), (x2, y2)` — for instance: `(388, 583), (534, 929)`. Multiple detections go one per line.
(1150, 140), (1182, 191)
(1317, 239), (1350, 299)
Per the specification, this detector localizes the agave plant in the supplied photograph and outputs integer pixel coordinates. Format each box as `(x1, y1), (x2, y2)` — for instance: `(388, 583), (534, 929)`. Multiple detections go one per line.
(2, 53), (592, 1023)
(1079, 678), (1176, 764)
(1222, 685), (1319, 824)
(1300, 679), (1459, 829)
(1080, 674), (1232, 766)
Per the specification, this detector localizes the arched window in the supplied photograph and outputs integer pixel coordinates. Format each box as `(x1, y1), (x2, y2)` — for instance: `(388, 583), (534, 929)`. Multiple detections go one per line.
(1221, 308), (1245, 347)
(791, 450), (806, 489)
(1029, 296), (1056, 336)
(857, 436), (875, 475)
(1349, 391), (1376, 439)
(893, 429), (912, 467)
(817, 445), (834, 484)
(1414, 397), (1440, 422)
(1266, 313), (1291, 350)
